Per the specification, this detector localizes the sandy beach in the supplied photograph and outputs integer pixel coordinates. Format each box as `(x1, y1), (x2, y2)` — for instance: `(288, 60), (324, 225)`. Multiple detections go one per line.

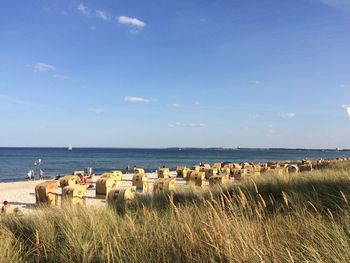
(0, 171), (187, 214)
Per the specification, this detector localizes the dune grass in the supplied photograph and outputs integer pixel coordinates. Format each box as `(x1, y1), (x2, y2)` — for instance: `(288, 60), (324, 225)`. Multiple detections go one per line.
(1, 162), (350, 263)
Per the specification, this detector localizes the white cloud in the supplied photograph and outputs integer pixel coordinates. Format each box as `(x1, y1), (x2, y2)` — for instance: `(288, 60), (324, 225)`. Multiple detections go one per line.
(124, 96), (150, 103)
(168, 123), (206, 128)
(340, 84), (350, 89)
(278, 112), (296, 119)
(117, 16), (145, 27)
(194, 101), (200, 105)
(77, 3), (91, 16)
(170, 103), (181, 108)
(342, 105), (350, 117)
(90, 108), (103, 114)
(96, 10), (110, 21)
(34, 63), (56, 73)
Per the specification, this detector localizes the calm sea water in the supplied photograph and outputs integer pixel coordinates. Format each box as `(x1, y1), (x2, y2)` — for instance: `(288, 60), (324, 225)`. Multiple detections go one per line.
(0, 147), (349, 182)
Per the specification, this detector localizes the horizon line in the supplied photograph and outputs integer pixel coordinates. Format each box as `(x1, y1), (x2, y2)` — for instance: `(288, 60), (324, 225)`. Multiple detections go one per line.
(0, 146), (349, 151)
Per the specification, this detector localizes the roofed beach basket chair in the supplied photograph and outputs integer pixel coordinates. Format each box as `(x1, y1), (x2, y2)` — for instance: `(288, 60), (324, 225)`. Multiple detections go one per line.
(157, 168), (170, 178)
(199, 163), (211, 172)
(101, 170), (122, 181)
(220, 167), (231, 177)
(259, 163), (270, 173)
(205, 167), (219, 179)
(209, 174), (230, 186)
(212, 162), (222, 170)
(229, 163), (242, 178)
(191, 165), (201, 173)
(153, 178), (176, 193)
(134, 168), (145, 174)
(59, 175), (79, 188)
(299, 160), (313, 172)
(286, 164), (299, 173)
(35, 181), (58, 207)
(132, 173), (149, 193)
(188, 171), (206, 188)
(107, 186), (136, 206)
(62, 185), (88, 206)
(96, 177), (119, 197)
(268, 164), (284, 175)
(176, 166), (190, 178)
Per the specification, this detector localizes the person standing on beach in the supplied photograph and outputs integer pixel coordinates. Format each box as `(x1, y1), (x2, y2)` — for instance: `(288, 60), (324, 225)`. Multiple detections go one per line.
(27, 170), (32, 180)
(126, 164), (130, 174)
(1, 201), (12, 214)
(39, 169), (44, 180)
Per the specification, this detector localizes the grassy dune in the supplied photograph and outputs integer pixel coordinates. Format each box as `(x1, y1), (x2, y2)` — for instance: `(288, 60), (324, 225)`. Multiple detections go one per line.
(1, 162), (350, 263)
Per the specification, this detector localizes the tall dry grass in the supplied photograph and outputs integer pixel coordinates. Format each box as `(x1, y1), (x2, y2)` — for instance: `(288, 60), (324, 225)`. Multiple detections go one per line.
(1, 162), (350, 263)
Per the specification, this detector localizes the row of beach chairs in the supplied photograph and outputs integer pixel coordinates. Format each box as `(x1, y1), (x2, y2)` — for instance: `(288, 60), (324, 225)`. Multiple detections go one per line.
(34, 157), (350, 208)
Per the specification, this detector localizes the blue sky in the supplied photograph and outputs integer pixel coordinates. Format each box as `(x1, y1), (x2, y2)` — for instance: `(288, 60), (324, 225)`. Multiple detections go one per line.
(1, 0), (350, 148)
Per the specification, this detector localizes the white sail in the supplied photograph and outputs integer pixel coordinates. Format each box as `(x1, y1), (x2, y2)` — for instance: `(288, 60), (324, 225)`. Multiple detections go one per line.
(68, 145), (72, 150)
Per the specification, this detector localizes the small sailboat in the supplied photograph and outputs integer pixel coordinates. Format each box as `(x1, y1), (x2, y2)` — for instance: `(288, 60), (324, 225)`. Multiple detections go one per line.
(68, 145), (73, 151)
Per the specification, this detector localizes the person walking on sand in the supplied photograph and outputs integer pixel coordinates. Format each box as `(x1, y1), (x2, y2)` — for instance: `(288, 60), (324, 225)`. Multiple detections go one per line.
(126, 164), (130, 174)
(1, 201), (12, 214)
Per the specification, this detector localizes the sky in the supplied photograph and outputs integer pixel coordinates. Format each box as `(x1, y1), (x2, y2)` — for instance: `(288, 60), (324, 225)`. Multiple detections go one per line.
(0, 0), (350, 148)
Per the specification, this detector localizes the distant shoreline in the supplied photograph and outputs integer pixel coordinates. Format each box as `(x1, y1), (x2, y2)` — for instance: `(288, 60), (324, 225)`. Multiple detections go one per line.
(0, 146), (349, 151)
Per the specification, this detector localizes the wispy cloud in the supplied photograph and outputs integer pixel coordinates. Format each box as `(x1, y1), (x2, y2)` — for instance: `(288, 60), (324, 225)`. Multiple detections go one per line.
(278, 112), (296, 119)
(250, 80), (260, 85)
(200, 18), (207, 24)
(0, 94), (43, 107)
(124, 96), (150, 103)
(340, 84), (350, 89)
(77, 3), (91, 16)
(320, 0), (350, 9)
(34, 63), (56, 73)
(53, 74), (69, 80)
(90, 108), (104, 114)
(95, 10), (110, 21)
(248, 113), (261, 118)
(117, 16), (146, 27)
(0, 94), (62, 111)
(168, 123), (206, 128)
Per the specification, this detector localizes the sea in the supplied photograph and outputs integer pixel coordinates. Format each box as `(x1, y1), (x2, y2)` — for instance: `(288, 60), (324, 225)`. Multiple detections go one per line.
(0, 147), (349, 182)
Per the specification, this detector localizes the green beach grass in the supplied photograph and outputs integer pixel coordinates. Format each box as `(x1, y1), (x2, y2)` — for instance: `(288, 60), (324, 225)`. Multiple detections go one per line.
(1, 161), (350, 263)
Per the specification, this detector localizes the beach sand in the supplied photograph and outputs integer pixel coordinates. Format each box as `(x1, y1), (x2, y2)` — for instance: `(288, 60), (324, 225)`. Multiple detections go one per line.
(0, 171), (187, 214)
